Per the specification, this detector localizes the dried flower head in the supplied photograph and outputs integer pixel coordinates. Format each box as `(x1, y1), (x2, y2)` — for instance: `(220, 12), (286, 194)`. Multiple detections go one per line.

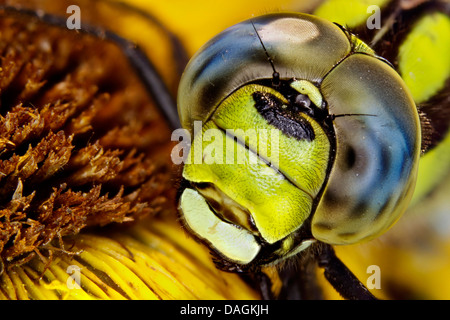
(0, 9), (174, 268)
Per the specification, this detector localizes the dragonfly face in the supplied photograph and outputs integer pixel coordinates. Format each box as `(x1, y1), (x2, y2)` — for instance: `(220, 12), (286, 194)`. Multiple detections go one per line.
(176, 13), (421, 272)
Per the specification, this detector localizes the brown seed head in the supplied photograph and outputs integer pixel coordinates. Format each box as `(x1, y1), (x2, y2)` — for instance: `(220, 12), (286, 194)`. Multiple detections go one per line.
(0, 10), (174, 266)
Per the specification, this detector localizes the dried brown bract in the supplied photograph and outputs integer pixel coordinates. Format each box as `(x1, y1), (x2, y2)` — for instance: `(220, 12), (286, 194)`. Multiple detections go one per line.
(0, 10), (174, 267)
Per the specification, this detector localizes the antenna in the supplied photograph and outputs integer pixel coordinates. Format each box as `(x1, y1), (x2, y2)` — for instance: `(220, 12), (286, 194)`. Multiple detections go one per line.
(251, 21), (280, 87)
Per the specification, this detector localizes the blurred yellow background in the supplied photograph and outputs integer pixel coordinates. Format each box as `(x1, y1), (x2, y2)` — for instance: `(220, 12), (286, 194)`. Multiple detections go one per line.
(110, 0), (321, 55)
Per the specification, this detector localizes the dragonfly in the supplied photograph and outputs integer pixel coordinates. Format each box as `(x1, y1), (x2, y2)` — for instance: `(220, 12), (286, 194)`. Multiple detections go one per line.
(0, 0), (449, 300)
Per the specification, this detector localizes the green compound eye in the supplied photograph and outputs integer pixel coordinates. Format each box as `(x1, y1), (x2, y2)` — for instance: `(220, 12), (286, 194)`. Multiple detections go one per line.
(177, 13), (421, 269)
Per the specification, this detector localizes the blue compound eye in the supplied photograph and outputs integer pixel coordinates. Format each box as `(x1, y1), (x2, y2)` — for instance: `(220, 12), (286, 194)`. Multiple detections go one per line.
(311, 52), (420, 245)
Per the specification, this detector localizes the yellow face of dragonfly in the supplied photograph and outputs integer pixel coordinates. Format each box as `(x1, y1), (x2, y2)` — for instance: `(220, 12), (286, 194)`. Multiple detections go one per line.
(176, 12), (421, 270)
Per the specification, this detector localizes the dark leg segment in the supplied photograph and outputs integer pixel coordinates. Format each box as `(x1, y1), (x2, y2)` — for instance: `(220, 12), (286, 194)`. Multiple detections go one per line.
(317, 244), (378, 300)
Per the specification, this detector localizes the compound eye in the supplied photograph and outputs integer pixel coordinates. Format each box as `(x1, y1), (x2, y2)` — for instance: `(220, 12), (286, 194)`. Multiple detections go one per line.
(311, 54), (421, 245)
